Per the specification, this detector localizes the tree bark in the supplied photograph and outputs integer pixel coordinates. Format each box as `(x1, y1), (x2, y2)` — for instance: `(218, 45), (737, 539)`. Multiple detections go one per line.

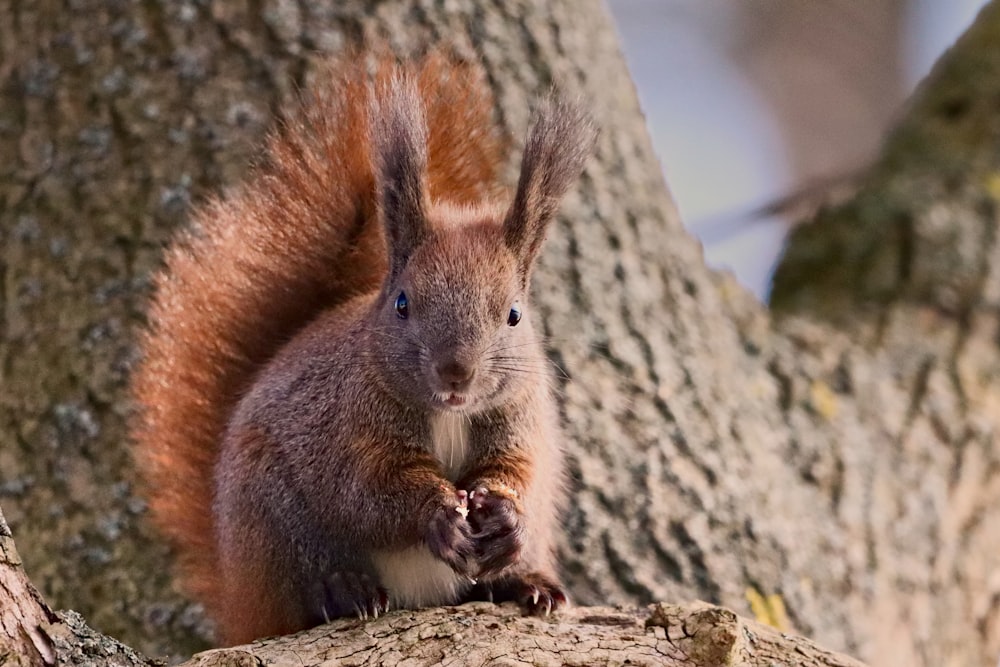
(184, 603), (866, 667)
(1, 0), (999, 665)
(1, 508), (57, 667)
(2, 509), (165, 667)
(2, 514), (867, 667)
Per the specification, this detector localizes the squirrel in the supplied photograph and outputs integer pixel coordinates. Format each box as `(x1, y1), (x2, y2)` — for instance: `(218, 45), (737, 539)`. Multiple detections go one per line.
(130, 50), (597, 646)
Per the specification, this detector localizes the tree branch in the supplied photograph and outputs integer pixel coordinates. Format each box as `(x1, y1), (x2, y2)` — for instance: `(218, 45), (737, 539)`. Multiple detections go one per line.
(2, 504), (866, 667)
(185, 603), (866, 667)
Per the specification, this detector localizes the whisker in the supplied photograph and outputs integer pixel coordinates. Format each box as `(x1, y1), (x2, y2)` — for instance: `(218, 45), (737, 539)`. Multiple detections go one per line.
(487, 366), (560, 379)
(485, 340), (550, 354)
(486, 358), (561, 370)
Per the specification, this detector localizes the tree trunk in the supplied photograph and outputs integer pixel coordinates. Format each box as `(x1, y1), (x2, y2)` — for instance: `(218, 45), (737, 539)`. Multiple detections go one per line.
(1, 0), (998, 665)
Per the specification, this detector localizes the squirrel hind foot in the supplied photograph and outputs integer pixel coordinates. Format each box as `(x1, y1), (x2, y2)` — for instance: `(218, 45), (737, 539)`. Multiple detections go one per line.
(474, 572), (569, 617)
(312, 571), (389, 625)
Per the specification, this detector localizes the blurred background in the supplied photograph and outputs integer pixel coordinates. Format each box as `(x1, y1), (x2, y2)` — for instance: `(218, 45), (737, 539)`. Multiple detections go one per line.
(605, 0), (989, 298)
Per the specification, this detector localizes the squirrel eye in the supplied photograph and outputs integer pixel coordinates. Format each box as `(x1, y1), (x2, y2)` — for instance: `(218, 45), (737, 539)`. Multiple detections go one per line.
(507, 304), (522, 327)
(395, 291), (409, 319)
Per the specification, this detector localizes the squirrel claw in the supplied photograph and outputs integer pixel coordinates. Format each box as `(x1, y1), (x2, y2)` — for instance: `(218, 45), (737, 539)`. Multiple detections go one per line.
(314, 571), (389, 625)
(519, 576), (566, 616)
(484, 572), (568, 617)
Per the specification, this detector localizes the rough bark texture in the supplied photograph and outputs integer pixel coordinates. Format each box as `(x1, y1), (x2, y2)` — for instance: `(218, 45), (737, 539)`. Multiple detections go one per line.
(769, 5), (1000, 664)
(1, 0), (998, 666)
(184, 602), (865, 667)
(1, 508), (58, 667)
(2, 506), (158, 667)
(2, 516), (159, 667)
(4, 505), (866, 667)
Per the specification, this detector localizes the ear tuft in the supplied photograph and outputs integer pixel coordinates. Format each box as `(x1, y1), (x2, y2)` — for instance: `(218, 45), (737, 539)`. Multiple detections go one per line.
(370, 72), (430, 280)
(504, 94), (598, 275)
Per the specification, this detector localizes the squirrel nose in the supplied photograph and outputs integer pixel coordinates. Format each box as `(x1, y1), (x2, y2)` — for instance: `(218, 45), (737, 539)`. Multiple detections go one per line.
(436, 360), (476, 391)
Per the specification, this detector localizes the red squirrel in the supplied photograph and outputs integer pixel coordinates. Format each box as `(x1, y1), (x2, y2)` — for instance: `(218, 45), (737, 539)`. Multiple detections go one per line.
(131, 51), (596, 646)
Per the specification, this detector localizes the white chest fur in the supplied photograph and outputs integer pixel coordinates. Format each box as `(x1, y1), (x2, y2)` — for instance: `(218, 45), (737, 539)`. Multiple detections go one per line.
(429, 411), (470, 481)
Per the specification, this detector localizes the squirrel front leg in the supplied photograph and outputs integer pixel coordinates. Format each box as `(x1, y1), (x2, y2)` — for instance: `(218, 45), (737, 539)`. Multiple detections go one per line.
(459, 451), (532, 575)
(326, 443), (477, 576)
(459, 408), (568, 615)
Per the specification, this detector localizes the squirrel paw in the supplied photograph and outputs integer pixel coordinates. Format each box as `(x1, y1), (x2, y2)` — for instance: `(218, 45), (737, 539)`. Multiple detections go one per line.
(425, 489), (476, 577)
(314, 571), (389, 622)
(493, 572), (569, 617)
(467, 485), (524, 576)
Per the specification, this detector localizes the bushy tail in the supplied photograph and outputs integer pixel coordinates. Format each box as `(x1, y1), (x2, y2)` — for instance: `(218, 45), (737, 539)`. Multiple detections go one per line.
(130, 51), (506, 616)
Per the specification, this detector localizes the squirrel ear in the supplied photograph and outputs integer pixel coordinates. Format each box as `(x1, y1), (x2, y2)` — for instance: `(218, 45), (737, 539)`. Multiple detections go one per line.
(370, 72), (430, 281)
(503, 94), (597, 277)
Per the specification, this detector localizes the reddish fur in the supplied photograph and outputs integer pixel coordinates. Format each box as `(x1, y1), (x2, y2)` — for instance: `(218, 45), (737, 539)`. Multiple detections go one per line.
(130, 52), (506, 627)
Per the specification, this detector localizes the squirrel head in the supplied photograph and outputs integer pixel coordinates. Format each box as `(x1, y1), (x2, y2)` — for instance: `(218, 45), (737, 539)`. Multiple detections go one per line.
(368, 73), (597, 414)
